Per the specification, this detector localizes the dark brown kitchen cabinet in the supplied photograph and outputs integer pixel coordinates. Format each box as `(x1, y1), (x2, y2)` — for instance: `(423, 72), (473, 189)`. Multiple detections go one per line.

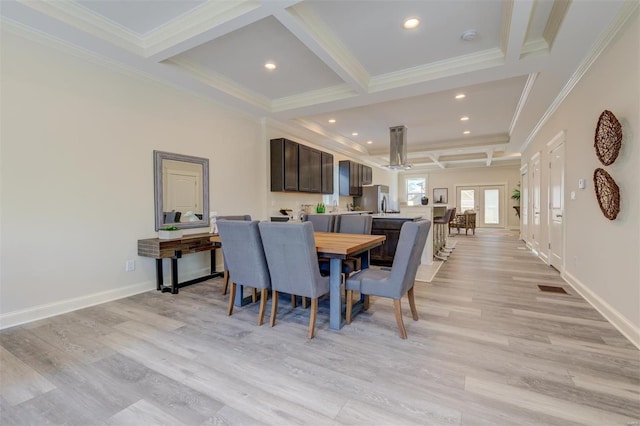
(362, 165), (372, 185)
(339, 160), (362, 196)
(299, 145), (322, 193)
(321, 152), (334, 194)
(270, 138), (298, 191)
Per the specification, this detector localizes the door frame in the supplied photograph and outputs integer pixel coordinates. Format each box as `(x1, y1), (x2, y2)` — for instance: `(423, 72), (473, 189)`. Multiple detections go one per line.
(529, 152), (541, 255)
(520, 163), (528, 243)
(455, 182), (508, 228)
(547, 131), (566, 272)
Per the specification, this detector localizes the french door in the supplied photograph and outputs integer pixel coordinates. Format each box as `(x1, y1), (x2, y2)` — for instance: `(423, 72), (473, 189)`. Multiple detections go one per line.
(456, 185), (506, 228)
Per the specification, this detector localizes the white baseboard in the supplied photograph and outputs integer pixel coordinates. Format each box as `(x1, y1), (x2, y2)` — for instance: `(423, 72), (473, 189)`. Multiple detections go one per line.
(538, 251), (549, 264)
(0, 280), (155, 330)
(563, 271), (640, 349)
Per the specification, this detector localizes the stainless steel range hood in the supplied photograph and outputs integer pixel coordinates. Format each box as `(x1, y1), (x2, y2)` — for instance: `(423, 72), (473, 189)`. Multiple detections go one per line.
(388, 125), (412, 169)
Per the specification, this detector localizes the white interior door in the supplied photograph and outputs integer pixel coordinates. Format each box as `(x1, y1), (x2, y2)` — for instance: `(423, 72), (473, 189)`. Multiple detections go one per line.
(548, 139), (565, 271)
(456, 185), (505, 228)
(530, 153), (541, 254)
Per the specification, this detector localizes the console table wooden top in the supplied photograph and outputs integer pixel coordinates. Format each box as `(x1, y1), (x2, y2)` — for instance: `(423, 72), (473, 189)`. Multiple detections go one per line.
(138, 232), (220, 259)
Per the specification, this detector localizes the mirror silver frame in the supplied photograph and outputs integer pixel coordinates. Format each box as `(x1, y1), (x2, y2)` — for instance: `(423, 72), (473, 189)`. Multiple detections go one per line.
(154, 150), (210, 231)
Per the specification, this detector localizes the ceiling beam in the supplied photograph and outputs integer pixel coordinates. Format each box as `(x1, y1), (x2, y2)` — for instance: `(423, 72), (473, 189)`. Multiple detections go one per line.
(428, 154), (446, 169)
(486, 149), (494, 167)
(500, 0), (535, 62)
(274, 3), (369, 94)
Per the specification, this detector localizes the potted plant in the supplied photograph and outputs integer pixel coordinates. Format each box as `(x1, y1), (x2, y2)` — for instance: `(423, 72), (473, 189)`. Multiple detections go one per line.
(512, 185), (521, 218)
(159, 225), (183, 240)
(316, 203), (325, 213)
(421, 196), (429, 205)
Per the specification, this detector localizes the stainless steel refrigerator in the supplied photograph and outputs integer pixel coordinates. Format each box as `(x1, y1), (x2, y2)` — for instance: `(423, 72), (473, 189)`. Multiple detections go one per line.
(355, 185), (389, 213)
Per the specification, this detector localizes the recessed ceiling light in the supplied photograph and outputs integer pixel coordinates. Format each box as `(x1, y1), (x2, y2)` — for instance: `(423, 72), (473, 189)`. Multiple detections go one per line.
(463, 130), (471, 135)
(403, 17), (420, 29)
(352, 132), (359, 136)
(264, 62), (276, 71)
(455, 93), (466, 99)
(367, 140), (373, 144)
(328, 119), (336, 123)
(460, 116), (469, 121)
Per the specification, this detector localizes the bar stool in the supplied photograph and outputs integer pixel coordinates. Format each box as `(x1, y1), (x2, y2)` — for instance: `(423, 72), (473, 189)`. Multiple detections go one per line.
(433, 208), (455, 261)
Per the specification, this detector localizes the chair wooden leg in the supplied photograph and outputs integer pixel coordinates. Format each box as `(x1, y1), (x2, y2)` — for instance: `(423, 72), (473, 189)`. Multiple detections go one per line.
(408, 287), (419, 321)
(346, 290), (354, 324)
(252, 288), (257, 303)
(308, 298), (318, 339)
(363, 295), (370, 310)
(222, 270), (229, 295)
(291, 294), (297, 308)
(270, 290), (278, 327)
(301, 296), (308, 309)
(393, 299), (408, 339)
(257, 288), (268, 326)
(227, 282), (236, 316)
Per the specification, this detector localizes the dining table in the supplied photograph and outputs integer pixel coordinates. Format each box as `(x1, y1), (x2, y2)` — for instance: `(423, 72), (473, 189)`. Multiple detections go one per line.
(213, 229), (385, 330)
(314, 232), (386, 330)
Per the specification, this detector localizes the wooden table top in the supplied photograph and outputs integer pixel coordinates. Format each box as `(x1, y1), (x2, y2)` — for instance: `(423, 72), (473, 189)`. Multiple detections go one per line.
(313, 232), (385, 256)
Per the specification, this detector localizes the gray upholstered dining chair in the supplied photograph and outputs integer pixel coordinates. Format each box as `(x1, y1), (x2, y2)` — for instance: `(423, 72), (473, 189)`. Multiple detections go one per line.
(217, 219), (271, 325)
(303, 214), (335, 232)
(345, 220), (431, 339)
(216, 215), (251, 295)
(258, 222), (330, 339)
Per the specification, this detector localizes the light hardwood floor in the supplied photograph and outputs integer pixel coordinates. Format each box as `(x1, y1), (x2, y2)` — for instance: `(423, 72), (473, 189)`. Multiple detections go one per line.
(1, 231), (638, 425)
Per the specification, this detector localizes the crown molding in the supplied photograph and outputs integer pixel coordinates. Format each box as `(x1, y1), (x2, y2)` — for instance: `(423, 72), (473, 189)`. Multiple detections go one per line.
(271, 84), (357, 112)
(509, 72), (538, 135)
(520, 0), (639, 152)
(543, 0), (572, 51)
(520, 38), (549, 59)
(167, 57), (271, 111)
(369, 48), (504, 93)
(143, 1), (262, 59)
(16, 0), (143, 54)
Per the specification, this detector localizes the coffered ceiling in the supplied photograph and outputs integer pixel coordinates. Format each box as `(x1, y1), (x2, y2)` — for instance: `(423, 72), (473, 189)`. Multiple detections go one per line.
(1, 0), (633, 169)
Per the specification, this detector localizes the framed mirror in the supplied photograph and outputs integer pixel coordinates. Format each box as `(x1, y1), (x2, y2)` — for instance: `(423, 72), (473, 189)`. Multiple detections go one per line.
(154, 150), (209, 231)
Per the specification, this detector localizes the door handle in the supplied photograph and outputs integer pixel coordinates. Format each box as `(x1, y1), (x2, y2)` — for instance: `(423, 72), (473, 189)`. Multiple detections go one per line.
(556, 214), (563, 218)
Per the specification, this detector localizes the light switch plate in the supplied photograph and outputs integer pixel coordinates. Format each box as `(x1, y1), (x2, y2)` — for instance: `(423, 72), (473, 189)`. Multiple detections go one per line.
(578, 178), (586, 189)
(571, 191), (576, 200)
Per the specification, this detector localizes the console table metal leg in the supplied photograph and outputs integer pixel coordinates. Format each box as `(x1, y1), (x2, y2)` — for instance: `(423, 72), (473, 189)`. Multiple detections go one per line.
(170, 252), (181, 294)
(155, 259), (163, 291)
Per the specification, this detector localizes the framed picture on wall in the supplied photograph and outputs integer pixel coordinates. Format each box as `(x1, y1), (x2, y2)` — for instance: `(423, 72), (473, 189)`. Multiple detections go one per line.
(433, 188), (448, 204)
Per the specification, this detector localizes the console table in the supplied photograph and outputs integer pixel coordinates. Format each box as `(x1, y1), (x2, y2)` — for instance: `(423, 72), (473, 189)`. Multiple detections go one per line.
(138, 233), (222, 294)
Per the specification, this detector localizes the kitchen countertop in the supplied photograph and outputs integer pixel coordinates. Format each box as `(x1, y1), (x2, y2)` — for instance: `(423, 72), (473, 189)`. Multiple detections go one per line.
(370, 214), (423, 220)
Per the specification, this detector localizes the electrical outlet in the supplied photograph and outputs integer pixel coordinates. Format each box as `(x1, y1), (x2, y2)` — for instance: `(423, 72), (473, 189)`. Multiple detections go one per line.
(125, 260), (135, 272)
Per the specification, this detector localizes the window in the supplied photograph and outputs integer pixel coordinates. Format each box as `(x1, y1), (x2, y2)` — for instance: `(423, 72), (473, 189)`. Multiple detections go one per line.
(406, 177), (426, 205)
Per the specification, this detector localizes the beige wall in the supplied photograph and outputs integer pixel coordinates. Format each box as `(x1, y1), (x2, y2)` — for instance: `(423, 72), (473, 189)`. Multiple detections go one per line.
(399, 165), (521, 228)
(0, 29), (265, 325)
(521, 11), (639, 343)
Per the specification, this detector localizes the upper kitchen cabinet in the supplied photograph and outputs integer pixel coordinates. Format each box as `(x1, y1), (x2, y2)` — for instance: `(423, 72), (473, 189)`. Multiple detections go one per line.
(339, 160), (362, 196)
(362, 165), (372, 186)
(270, 138), (334, 194)
(321, 152), (334, 194)
(298, 145), (322, 193)
(270, 138), (298, 192)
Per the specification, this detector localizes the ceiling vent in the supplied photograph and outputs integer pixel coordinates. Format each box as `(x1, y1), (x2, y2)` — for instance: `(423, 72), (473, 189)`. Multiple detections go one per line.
(388, 125), (412, 170)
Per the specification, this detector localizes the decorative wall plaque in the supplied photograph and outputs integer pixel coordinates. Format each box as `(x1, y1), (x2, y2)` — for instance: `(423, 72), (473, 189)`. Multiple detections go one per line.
(594, 110), (622, 166)
(593, 168), (620, 220)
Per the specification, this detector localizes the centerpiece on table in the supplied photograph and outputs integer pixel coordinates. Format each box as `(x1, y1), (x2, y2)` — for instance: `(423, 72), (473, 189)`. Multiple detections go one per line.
(158, 226), (183, 240)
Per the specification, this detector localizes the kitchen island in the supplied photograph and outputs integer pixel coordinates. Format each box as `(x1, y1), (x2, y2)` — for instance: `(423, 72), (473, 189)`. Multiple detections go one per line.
(370, 214), (422, 266)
